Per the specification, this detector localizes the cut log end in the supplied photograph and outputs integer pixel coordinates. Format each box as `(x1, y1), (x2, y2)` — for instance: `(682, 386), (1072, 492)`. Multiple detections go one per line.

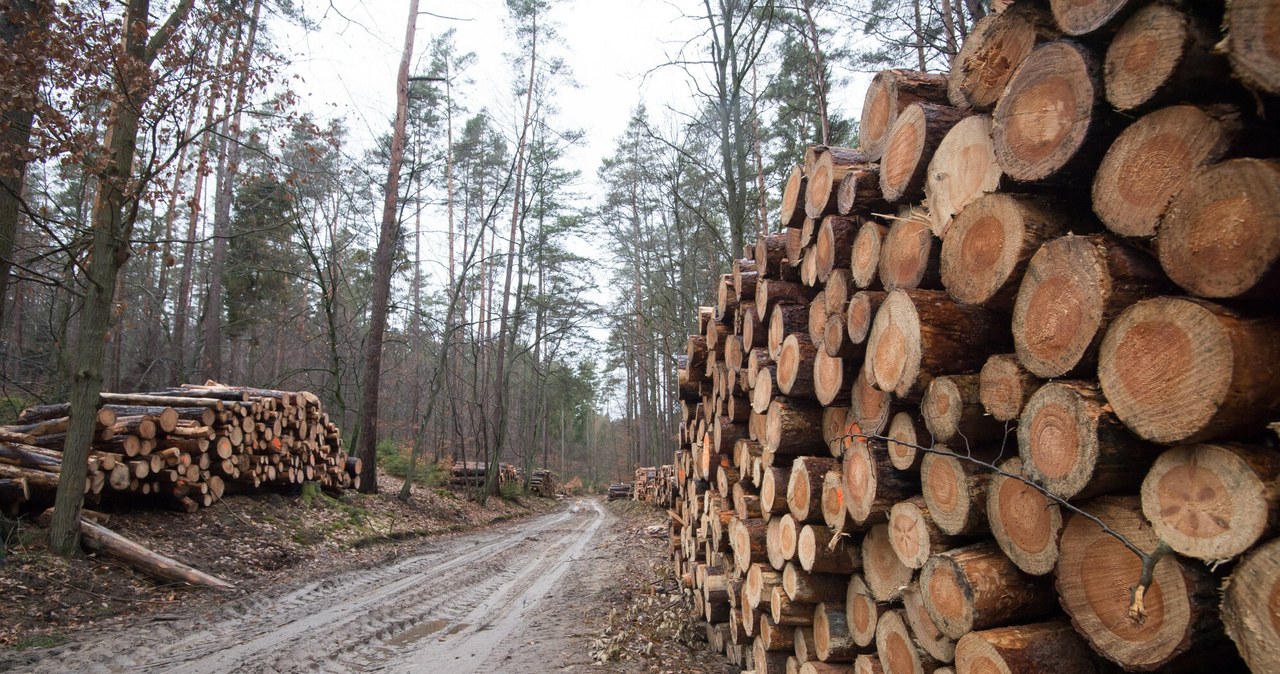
(992, 41), (1099, 182)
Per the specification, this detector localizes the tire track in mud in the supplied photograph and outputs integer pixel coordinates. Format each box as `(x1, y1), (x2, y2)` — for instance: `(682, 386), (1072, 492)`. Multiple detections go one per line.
(5, 500), (608, 674)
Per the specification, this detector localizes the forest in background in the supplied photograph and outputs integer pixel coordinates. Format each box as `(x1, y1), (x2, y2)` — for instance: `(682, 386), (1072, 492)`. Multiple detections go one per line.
(0, 0), (984, 498)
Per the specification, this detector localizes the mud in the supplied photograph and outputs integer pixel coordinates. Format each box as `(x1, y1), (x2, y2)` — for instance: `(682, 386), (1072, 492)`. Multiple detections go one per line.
(2, 499), (626, 673)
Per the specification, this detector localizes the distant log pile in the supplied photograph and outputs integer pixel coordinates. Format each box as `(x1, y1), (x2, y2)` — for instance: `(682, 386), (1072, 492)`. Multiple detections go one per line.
(0, 383), (356, 513)
(668, 2), (1280, 672)
(631, 464), (676, 504)
(446, 461), (518, 488)
(528, 469), (557, 497)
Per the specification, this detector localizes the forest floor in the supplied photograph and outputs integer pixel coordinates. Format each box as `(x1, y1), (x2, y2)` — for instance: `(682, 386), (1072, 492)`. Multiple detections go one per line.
(0, 478), (733, 673)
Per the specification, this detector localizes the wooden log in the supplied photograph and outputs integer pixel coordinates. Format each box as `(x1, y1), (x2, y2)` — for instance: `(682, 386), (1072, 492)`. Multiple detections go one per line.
(992, 41), (1113, 183)
(1105, 3), (1229, 111)
(987, 457), (1063, 576)
(773, 584), (817, 627)
(799, 523), (861, 575)
(846, 291), (886, 346)
(860, 70), (950, 162)
(823, 406), (853, 458)
(821, 469), (848, 532)
(753, 368), (778, 415)
(765, 399), (827, 455)
(924, 116), (1004, 239)
(876, 609), (942, 674)
(784, 561), (847, 605)
(1012, 234), (1167, 379)
(888, 496), (962, 570)
(948, 5), (1059, 111)
(780, 334), (820, 399)
(0, 442), (62, 471)
(756, 635), (794, 673)
(880, 103), (969, 204)
(921, 541), (1056, 640)
(1097, 296), (1280, 444)
(0, 462), (61, 490)
(100, 392), (225, 410)
(816, 216), (858, 284)
(1094, 105), (1240, 239)
(778, 513), (801, 562)
(1225, 0), (1280, 94)
(954, 621), (1098, 674)
(758, 232), (791, 278)
(885, 411), (928, 472)
(771, 301), (812, 361)
(783, 165), (809, 228)
(814, 351), (855, 407)
(37, 510), (233, 589)
(815, 601), (864, 663)
(902, 583), (955, 665)
(733, 516), (771, 571)
(978, 353), (1039, 423)
(748, 562), (785, 610)
(761, 612), (796, 651)
(862, 523), (913, 603)
(1056, 496), (1225, 671)
(760, 281), (815, 326)
(846, 574), (885, 649)
(865, 289), (1010, 400)
(1159, 158), (1280, 299)
(1222, 537), (1280, 673)
(1141, 442), (1280, 562)
(878, 212), (941, 292)
(850, 368), (901, 437)
(843, 436), (919, 526)
(789, 456), (840, 524)
(838, 165), (886, 215)
(921, 375), (1005, 448)
(855, 654), (885, 674)
(808, 149), (871, 220)
(762, 465), (793, 516)
(1050, 0), (1135, 35)
(1018, 380), (1158, 500)
(718, 273), (741, 322)
(941, 194), (1070, 311)
(767, 516), (789, 569)
(851, 221), (889, 290)
(920, 448), (994, 538)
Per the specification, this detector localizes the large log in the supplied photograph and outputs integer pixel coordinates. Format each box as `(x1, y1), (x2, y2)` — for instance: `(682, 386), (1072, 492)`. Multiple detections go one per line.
(978, 353), (1039, 423)
(954, 621), (1098, 674)
(1056, 496), (1226, 671)
(1104, 2), (1229, 111)
(920, 541), (1056, 640)
(808, 149), (871, 220)
(878, 212), (941, 292)
(1222, 537), (1280, 672)
(921, 375), (1005, 448)
(921, 448), (993, 538)
(865, 289), (1010, 400)
(1017, 380), (1158, 500)
(986, 457), (1063, 576)
(38, 510), (233, 589)
(948, 4), (1059, 111)
(843, 436), (919, 526)
(940, 194), (1069, 311)
(852, 221), (888, 290)
(765, 399), (827, 455)
(880, 103), (969, 204)
(1158, 158), (1280, 299)
(1141, 442), (1280, 563)
(876, 609), (942, 674)
(1012, 234), (1168, 379)
(1223, 0), (1280, 94)
(860, 70), (950, 161)
(862, 523), (913, 603)
(1097, 296), (1280, 444)
(1093, 105), (1239, 239)
(992, 41), (1113, 183)
(924, 115), (1003, 239)
(1050, 0), (1135, 35)
(846, 574), (885, 649)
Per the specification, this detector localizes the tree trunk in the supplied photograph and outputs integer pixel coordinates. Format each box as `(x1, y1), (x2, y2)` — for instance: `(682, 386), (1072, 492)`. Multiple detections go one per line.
(948, 5), (1057, 111)
(986, 457), (1063, 576)
(879, 103), (968, 204)
(878, 213), (941, 292)
(978, 353), (1038, 422)
(921, 374), (1004, 447)
(941, 193), (1069, 310)
(920, 540), (1056, 639)
(1104, 2), (1228, 111)
(920, 449), (992, 537)
(859, 69), (949, 161)
(924, 115), (1003, 239)
(954, 621), (1097, 674)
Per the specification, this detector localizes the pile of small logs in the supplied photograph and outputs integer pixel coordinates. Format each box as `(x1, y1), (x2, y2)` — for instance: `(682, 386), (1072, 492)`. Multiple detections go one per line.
(446, 461), (518, 488)
(632, 465), (676, 503)
(529, 469), (557, 497)
(608, 483), (633, 502)
(668, 2), (1280, 672)
(0, 383), (356, 513)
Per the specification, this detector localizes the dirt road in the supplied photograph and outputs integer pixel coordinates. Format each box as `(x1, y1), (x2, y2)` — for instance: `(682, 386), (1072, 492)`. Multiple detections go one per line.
(4, 499), (622, 673)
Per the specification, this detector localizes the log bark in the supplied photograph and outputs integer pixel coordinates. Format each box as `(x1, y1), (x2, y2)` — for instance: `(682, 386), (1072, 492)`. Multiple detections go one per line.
(987, 457), (1063, 577)
(799, 523), (861, 575)
(949, 5), (1059, 111)
(772, 584), (817, 627)
(852, 221), (888, 290)
(924, 115), (1004, 239)
(1097, 296), (1280, 444)
(732, 516), (771, 571)
(1222, 537), (1280, 673)
(880, 103), (969, 204)
(784, 561), (848, 604)
(954, 621), (1098, 674)
(765, 399), (827, 455)
(757, 232), (790, 278)
(838, 166), (887, 215)
(1094, 105), (1239, 239)
(1140, 442), (1280, 562)
(878, 213), (941, 292)
(1158, 158), (1280, 299)
(1018, 380), (1159, 500)
(862, 523), (913, 603)
(770, 301), (812, 361)
(1012, 234), (1167, 379)
(992, 41), (1114, 183)
(1056, 495), (1225, 671)
(978, 353), (1039, 422)
(816, 216), (858, 283)
(920, 541), (1056, 640)
(860, 70), (950, 162)
(1105, 3), (1229, 112)
(865, 290), (1010, 399)
(941, 194), (1070, 311)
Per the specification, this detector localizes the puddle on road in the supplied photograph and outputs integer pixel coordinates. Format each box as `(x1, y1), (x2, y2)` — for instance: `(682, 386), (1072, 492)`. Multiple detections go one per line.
(386, 619), (471, 648)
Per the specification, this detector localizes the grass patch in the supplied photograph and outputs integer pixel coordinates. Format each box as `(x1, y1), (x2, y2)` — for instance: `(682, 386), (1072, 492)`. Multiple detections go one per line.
(13, 634), (66, 652)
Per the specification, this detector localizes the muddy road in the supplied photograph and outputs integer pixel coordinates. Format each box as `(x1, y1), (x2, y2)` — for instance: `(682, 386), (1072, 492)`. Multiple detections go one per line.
(5, 499), (620, 673)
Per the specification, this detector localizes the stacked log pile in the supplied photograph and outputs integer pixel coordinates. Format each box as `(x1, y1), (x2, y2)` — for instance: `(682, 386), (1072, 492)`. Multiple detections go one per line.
(0, 383), (356, 513)
(668, 2), (1280, 672)
(632, 464), (675, 504)
(447, 461), (518, 488)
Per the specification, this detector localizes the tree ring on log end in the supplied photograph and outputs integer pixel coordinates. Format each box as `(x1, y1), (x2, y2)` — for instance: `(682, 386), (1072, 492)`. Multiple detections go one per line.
(1012, 236), (1104, 378)
(1142, 443), (1268, 562)
(922, 555), (975, 636)
(1051, 0), (1131, 36)
(993, 42), (1095, 181)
